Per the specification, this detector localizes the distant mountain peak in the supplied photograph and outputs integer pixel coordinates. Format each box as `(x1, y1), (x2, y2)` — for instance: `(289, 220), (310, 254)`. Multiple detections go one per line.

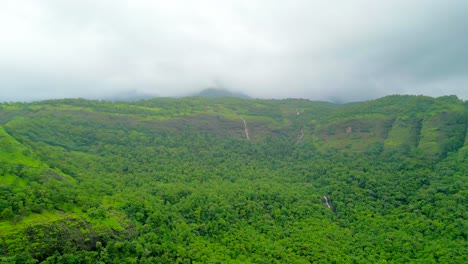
(194, 88), (250, 99)
(103, 89), (157, 102)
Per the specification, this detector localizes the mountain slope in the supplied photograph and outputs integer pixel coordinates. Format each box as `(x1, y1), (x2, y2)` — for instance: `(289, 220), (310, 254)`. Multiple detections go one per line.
(0, 95), (466, 263)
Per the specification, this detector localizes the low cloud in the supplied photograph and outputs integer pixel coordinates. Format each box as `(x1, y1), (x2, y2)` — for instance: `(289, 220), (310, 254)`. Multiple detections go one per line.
(1, 0), (467, 102)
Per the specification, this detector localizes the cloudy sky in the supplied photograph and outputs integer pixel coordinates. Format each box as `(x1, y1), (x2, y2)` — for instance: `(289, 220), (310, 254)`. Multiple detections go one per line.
(1, 0), (467, 102)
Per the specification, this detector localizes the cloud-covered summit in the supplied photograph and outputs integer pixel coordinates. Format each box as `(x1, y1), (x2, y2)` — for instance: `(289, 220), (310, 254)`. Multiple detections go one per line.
(1, 0), (467, 102)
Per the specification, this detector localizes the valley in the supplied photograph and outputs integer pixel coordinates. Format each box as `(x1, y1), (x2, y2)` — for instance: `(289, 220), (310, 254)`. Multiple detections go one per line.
(0, 95), (466, 263)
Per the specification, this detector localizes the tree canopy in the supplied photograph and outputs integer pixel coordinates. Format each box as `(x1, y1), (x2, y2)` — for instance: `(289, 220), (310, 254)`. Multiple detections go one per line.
(0, 95), (467, 263)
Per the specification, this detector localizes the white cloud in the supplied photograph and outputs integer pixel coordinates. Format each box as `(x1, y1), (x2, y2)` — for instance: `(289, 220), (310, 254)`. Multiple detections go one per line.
(1, 0), (467, 102)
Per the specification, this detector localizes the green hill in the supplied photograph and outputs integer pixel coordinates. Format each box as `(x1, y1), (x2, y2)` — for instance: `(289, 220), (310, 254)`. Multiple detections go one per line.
(0, 95), (467, 263)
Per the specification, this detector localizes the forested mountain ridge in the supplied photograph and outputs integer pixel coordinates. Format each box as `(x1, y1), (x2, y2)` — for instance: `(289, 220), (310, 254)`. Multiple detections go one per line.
(0, 95), (467, 263)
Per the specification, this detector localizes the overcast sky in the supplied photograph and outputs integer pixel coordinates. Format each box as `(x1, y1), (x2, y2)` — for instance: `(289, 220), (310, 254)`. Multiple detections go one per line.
(1, 0), (467, 102)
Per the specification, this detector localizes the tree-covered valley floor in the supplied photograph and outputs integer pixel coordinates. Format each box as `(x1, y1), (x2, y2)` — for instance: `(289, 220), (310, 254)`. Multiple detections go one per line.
(0, 95), (467, 263)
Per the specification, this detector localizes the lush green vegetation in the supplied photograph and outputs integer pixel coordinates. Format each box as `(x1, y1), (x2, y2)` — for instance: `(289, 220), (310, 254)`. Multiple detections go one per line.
(0, 95), (467, 263)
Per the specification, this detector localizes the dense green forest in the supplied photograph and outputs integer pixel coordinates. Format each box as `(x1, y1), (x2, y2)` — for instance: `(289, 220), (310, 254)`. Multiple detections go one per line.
(0, 95), (467, 263)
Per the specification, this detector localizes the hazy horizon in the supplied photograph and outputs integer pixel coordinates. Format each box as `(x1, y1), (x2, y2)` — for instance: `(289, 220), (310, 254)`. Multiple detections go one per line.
(1, 1), (467, 102)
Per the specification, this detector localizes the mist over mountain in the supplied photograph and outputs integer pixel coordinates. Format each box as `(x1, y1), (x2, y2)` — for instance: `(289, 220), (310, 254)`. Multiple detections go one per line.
(1, 0), (467, 262)
(193, 88), (251, 99)
(101, 89), (157, 102)
(1, 1), (468, 102)
(96, 88), (251, 102)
